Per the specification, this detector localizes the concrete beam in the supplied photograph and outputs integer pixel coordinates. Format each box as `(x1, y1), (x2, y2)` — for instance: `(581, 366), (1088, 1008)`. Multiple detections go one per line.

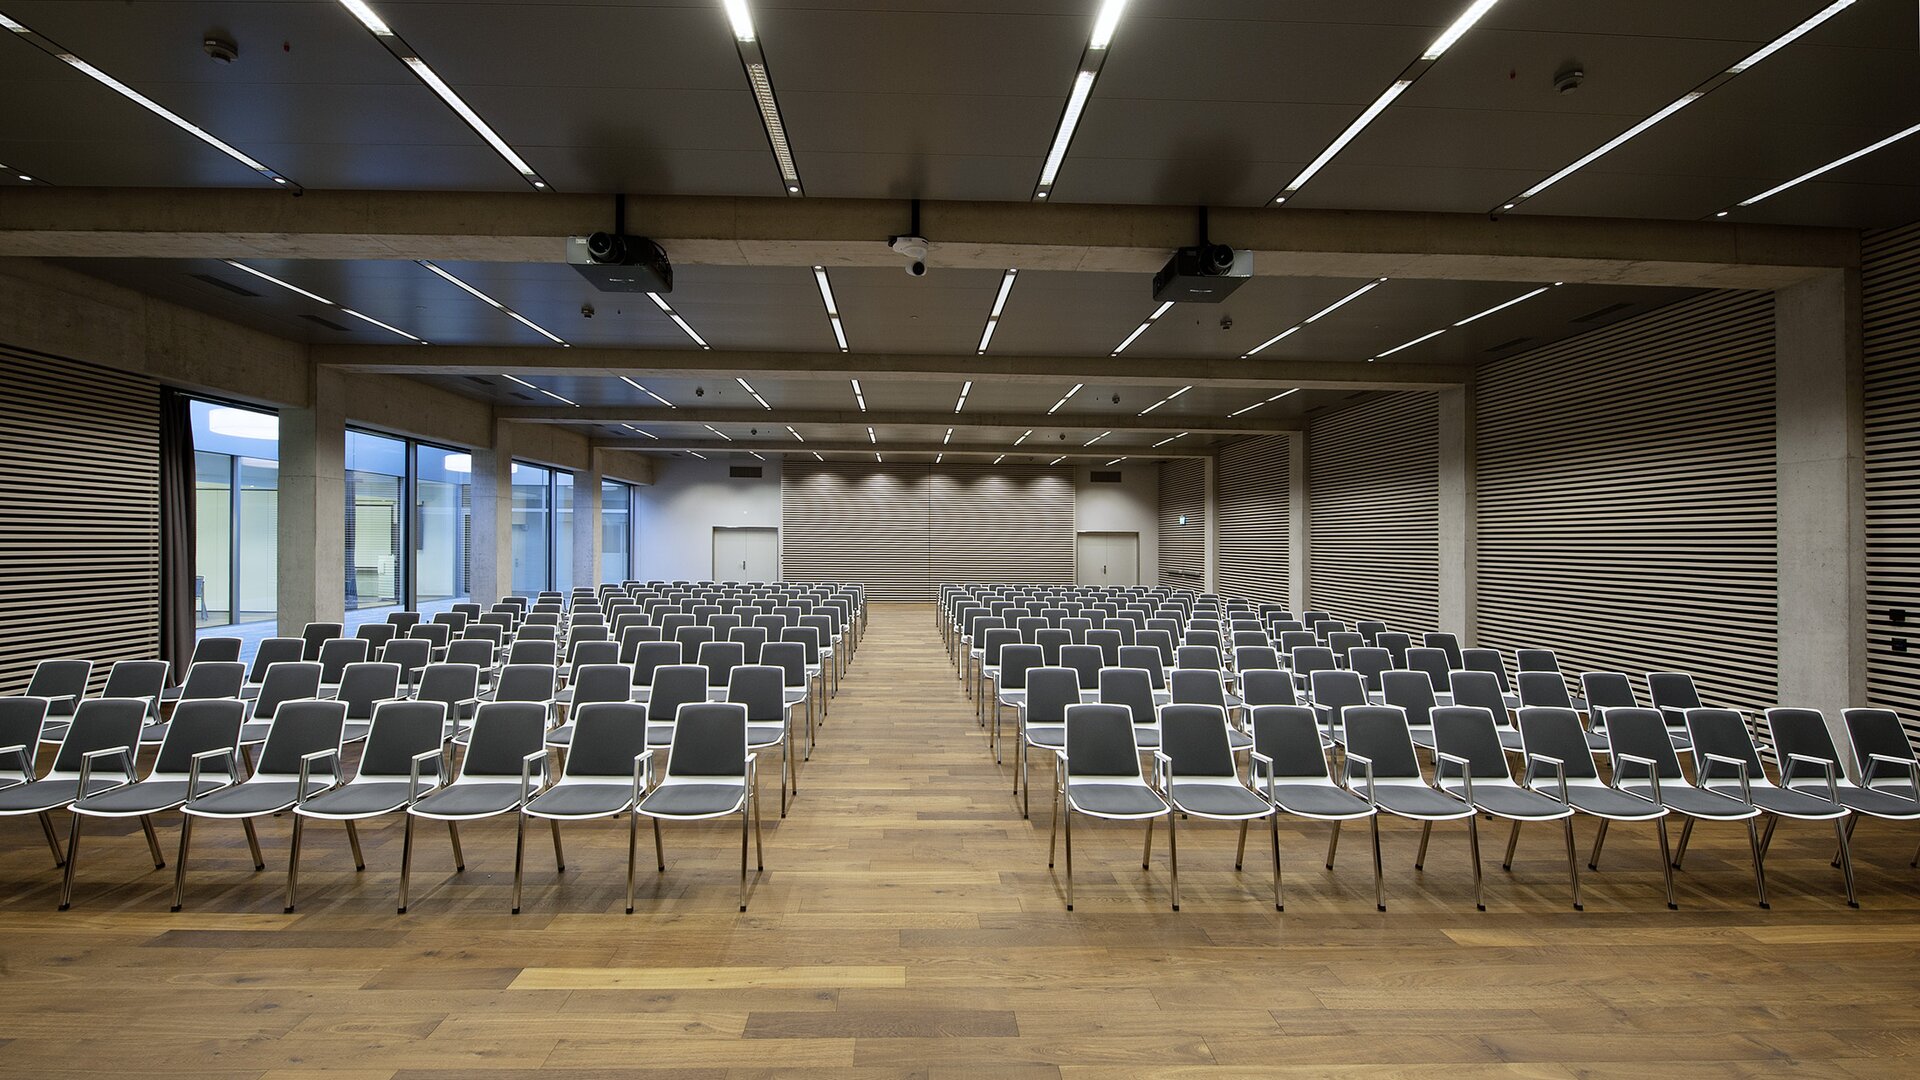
(594, 439), (1205, 459)
(501, 405), (1298, 435)
(0, 190), (1854, 288)
(318, 345), (1469, 391)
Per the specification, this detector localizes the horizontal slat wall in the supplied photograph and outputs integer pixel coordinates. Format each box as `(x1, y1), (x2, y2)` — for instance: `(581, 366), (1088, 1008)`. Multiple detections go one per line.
(1308, 393), (1439, 633)
(1215, 434), (1291, 605)
(781, 462), (1073, 601)
(1476, 291), (1778, 710)
(928, 464), (1075, 585)
(1158, 460), (1205, 590)
(0, 347), (161, 695)
(1864, 222), (1920, 741)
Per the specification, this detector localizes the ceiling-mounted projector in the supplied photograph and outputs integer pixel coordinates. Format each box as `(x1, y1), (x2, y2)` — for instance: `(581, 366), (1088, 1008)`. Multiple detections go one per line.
(1151, 243), (1252, 303)
(567, 233), (672, 294)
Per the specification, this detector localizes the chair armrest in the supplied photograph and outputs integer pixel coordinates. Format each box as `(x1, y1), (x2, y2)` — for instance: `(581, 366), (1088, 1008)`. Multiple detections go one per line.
(1863, 753), (1920, 802)
(298, 748), (342, 806)
(1615, 753), (1662, 806)
(1345, 751), (1377, 808)
(407, 748), (444, 806)
(1526, 752), (1569, 805)
(519, 750), (548, 804)
(188, 746), (239, 795)
(1436, 751), (1474, 806)
(1703, 752), (1753, 806)
(1784, 753), (1842, 804)
(0, 742), (32, 783)
(630, 748), (655, 804)
(1248, 749), (1275, 803)
(1152, 750), (1173, 793)
(78, 745), (138, 796)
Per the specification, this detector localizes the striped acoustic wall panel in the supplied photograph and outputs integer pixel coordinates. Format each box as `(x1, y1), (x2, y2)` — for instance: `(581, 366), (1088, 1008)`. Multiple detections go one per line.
(1308, 393), (1439, 633)
(0, 347), (161, 695)
(1158, 459), (1205, 590)
(1864, 222), (1920, 739)
(1476, 291), (1778, 711)
(780, 462), (931, 601)
(1215, 435), (1291, 604)
(928, 464), (1075, 586)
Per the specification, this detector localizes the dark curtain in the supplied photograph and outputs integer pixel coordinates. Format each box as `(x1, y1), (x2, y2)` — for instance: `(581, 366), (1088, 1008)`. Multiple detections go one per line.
(158, 389), (196, 682)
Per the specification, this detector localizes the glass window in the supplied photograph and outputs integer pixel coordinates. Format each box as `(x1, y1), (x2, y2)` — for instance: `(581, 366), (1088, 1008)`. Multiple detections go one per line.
(511, 462), (552, 595)
(344, 431), (407, 624)
(553, 471), (575, 594)
(414, 446), (471, 614)
(190, 400), (279, 654)
(601, 479), (632, 583)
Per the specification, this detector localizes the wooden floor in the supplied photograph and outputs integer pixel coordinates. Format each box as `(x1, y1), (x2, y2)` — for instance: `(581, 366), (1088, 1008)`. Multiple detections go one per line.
(4, 603), (1919, 1079)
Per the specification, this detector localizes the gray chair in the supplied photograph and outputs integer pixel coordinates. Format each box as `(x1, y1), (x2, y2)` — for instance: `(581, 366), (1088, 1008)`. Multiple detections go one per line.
(630, 641), (684, 704)
(142, 661), (246, 745)
(762, 642), (817, 759)
(729, 626), (769, 665)
(697, 640), (747, 697)
(727, 665), (799, 818)
(1047, 703), (1171, 912)
(1342, 705), (1483, 910)
(1446, 670), (1518, 750)
(1376, 632), (1412, 669)
(1381, 669), (1441, 749)
(521, 702), (652, 914)
(1687, 707), (1856, 908)
(1240, 668), (1298, 708)
(1168, 669), (1250, 749)
(241, 661), (324, 749)
(413, 663), (482, 734)
(1605, 707), (1765, 909)
(1579, 671), (1640, 737)
(550, 664), (636, 748)
(381, 638), (434, 691)
(991, 644), (1045, 763)
(315, 638), (370, 690)
(1432, 705), (1583, 910)
(1842, 708), (1920, 858)
(646, 665), (712, 751)
(1016, 667), (1080, 818)
(20, 658), (92, 724)
(1462, 648), (1517, 708)
(1422, 631), (1463, 669)
(1097, 666), (1161, 750)
(1248, 704), (1381, 908)
(286, 700), (448, 912)
(334, 661), (402, 743)
(301, 622), (344, 661)
(1405, 647), (1453, 700)
(161, 638), (241, 702)
(1307, 669), (1367, 744)
(1648, 672), (1706, 747)
(635, 702), (765, 912)
(1155, 704), (1280, 911)
(1516, 706), (1674, 904)
(355, 623), (398, 653)
(174, 698), (347, 911)
(0, 698), (145, 869)
(400, 701), (551, 914)
(1770, 708), (1920, 868)
(0, 697), (51, 791)
(99, 659), (171, 721)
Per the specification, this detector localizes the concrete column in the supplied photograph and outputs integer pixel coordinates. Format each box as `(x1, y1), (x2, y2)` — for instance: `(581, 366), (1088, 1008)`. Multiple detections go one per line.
(468, 418), (515, 603)
(276, 366), (347, 634)
(1776, 270), (1866, 750)
(575, 454), (604, 587)
(1287, 430), (1308, 612)
(1437, 386), (1476, 642)
(1202, 455), (1218, 594)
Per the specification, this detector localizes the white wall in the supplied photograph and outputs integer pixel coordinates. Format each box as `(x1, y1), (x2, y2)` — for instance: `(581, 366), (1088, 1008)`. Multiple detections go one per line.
(1074, 463), (1160, 587)
(636, 457), (783, 580)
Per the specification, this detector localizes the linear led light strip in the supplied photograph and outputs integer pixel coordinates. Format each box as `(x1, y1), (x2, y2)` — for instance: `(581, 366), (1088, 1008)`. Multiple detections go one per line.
(1270, 0), (1501, 204)
(787, 425), (805, 442)
(1244, 279), (1386, 357)
(1033, 0), (1130, 200)
(1230, 390), (1297, 417)
(705, 425), (735, 442)
(224, 260), (425, 343)
(1138, 385), (1191, 416)
(1105, 457), (1127, 467)
(1495, 0), (1857, 213)
(850, 378), (866, 411)
(1083, 431), (1111, 447)
(0, 13), (297, 188)
(335, 1), (549, 190)
(867, 426), (878, 445)
(1718, 121), (1920, 216)
(1113, 301), (1175, 355)
(735, 377), (771, 409)
(943, 428), (954, 445)
(721, 1), (802, 194)
(502, 373), (577, 407)
(1368, 283), (1559, 361)
(1048, 456), (1067, 466)
(1152, 431), (1187, 448)
(687, 451), (708, 460)
(1046, 384), (1083, 415)
(419, 261), (568, 345)
(954, 380), (973, 414)
(1014, 430), (1033, 446)
(622, 424), (659, 440)
(977, 269), (1018, 353)
(2, 161), (41, 184)
(814, 267), (848, 351)
(620, 377), (675, 408)
(648, 292), (710, 348)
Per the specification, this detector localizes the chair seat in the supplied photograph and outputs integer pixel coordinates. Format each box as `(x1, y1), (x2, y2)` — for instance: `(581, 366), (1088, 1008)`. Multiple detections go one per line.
(1371, 785), (1474, 820)
(0, 777), (126, 814)
(1440, 781), (1570, 820)
(1619, 783), (1757, 820)
(1269, 782), (1372, 819)
(526, 783), (634, 819)
(1068, 782), (1168, 818)
(410, 782), (524, 819)
(1821, 785), (1920, 819)
(747, 723), (786, 747)
(638, 782), (745, 818)
(1563, 785), (1667, 820)
(74, 778), (228, 816)
(1227, 728), (1252, 751)
(297, 781), (418, 819)
(238, 721), (274, 746)
(545, 723), (575, 747)
(1025, 724), (1064, 750)
(187, 780), (328, 817)
(1710, 783), (1847, 820)
(1169, 782), (1271, 819)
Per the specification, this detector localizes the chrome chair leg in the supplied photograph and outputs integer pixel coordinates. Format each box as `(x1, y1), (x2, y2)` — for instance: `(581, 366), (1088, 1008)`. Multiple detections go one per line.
(1674, 817), (1695, 868)
(1271, 812), (1284, 911)
(551, 819), (566, 872)
(448, 821), (465, 871)
(1746, 817), (1770, 909)
(1167, 812), (1180, 912)
(1835, 815), (1859, 908)
(1142, 815), (1154, 869)
(1063, 799), (1075, 912)
(1655, 817), (1677, 910)
(397, 815), (415, 913)
(1326, 820), (1341, 870)
(739, 801), (749, 912)
(1467, 814), (1485, 912)
(1415, 820), (1433, 870)
(1502, 819), (1522, 871)
(284, 816), (304, 913)
(39, 811), (66, 868)
(140, 814), (165, 868)
(170, 815), (193, 912)
(345, 820), (365, 870)
(625, 811), (638, 915)
(1369, 813), (1385, 911)
(241, 817), (265, 871)
(57, 813), (83, 910)
(512, 810), (528, 914)
(654, 816), (665, 872)
(1234, 820), (1248, 871)
(1588, 818), (1610, 871)
(1562, 817), (1583, 911)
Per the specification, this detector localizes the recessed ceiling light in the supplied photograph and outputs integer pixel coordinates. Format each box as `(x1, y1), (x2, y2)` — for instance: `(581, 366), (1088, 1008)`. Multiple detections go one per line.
(1014, 430), (1032, 446)
(721, 0), (755, 41)
(994, 454), (1007, 464)
(1375, 327), (1448, 359)
(936, 453), (944, 463)
(224, 260), (425, 342)
(874, 452), (883, 463)
(418, 261), (567, 344)
(1048, 456), (1066, 466)
(705, 425), (733, 441)
(1047, 384), (1083, 415)
(1307, 279), (1387, 323)
(622, 424), (659, 440)
(688, 451), (708, 460)
(722, 3), (801, 194)
(1729, 119), (1920, 211)
(867, 426), (877, 444)
(850, 378), (866, 411)
(1089, 0), (1129, 49)
(813, 267), (848, 351)
(540, 389), (578, 407)
(1105, 457), (1125, 467)
(1138, 385), (1191, 415)
(648, 291), (710, 348)
(943, 428), (954, 445)
(1452, 285), (1552, 327)
(1152, 432), (1188, 448)
(977, 268), (1018, 353)
(811, 451), (824, 461)
(749, 451), (766, 461)
(1229, 390), (1298, 417)
(338, 0), (393, 35)
(1113, 301), (1176, 355)
(787, 425), (805, 442)
(619, 377), (675, 408)
(1033, 2), (1132, 199)
(954, 380), (972, 414)
(1083, 431), (1111, 446)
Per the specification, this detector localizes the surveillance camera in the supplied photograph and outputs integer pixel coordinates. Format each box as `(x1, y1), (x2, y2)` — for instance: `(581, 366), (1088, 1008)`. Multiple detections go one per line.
(1219, 314), (1233, 331)
(580, 303), (595, 318)
(1112, 394), (1121, 404)
(889, 234), (929, 277)
(1553, 63), (1585, 94)
(695, 386), (705, 397)
(906, 260), (926, 277)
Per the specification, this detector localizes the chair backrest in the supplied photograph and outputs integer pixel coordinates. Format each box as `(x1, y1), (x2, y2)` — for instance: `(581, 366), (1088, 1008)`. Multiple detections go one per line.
(1233, 645), (1280, 673)
(506, 638), (560, 666)
(1382, 668), (1443, 726)
(1161, 704), (1238, 779)
(1240, 668), (1298, 707)
(1446, 669), (1507, 722)
(572, 663), (636, 710)
(1515, 648), (1560, 673)
(48, 698), (147, 777)
(665, 702), (748, 779)
(754, 614), (789, 637)
(459, 702), (548, 779)
(177, 661), (246, 702)
(336, 662), (401, 720)
(1355, 620), (1386, 645)
(1085, 629), (1122, 666)
(1062, 617), (1094, 643)
(1169, 668), (1228, 709)
(647, 665), (711, 723)
(697, 641), (747, 688)
(1064, 704), (1143, 779)
(997, 644), (1043, 692)
(1309, 669), (1368, 718)
(432, 611), (471, 633)
(1346, 647), (1392, 692)
(253, 661), (323, 720)
(1763, 708), (1844, 784)
(386, 611), (423, 631)
(1432, 706), (1513, 784)
(1604, 708), (1687, 781)
(414, 663), (479, 718)
(980, 627), (1020, 666)
(445, 638), (495, 671)
(1459, 648), (1509, 690)
(316, 638), (370, 683)
(301, 622), (343, 660)
(188, 636), (244, 665)
(154, 698), (246, 777)
(1251, 705), (1332, 779)
(565, 703), (651, 780)
(493, 664), (556, 705)
(1015, 616), (1048, 641)
(410, 622), (451, 649)
(355, 623), (398, 651)
(1292, 646), (1337, 679)
(729, 626), (769, 664)
(1842, 708), (1918, 779)
(1184, 629), (1222, 652)
(1116, 645), (1165, 689)
(660, 612), (696, 638)
(1579, 672), (1638, 724)
(1278, 630), (1317, 655)
(255, 699), (348, 778)
(357, 701), (448, 780)
(1376, 632), (1412, 668)
(633, 640), (683, 687)
(761, 642), (808, 689)
(1516, 670), (1573, 710)
(1341, 706), (1422, 782)
(1405, 647), (1451, 692)
(725, 665), (787, 723)
(1685, 708), (1765, 782)
(1422, 631), (1463, 668)
(516, 623), (558, 642)
(1647, 672), (1703, 714)
(248, 639), (302, 683)
(1301, 610), (1332, 628)
(1060, 644), (1105, 690)
(102, 659), (170, 714)
(1515, 707), (1603, 781)
(1135, 629), (1175, 666)
(1022, 668), (1080, 726)
(1326, 631), (1364, 659)
(1034, 628), (1072, 666)
(464, 624), (505, 648)
(1097, 666), (1157, 726)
